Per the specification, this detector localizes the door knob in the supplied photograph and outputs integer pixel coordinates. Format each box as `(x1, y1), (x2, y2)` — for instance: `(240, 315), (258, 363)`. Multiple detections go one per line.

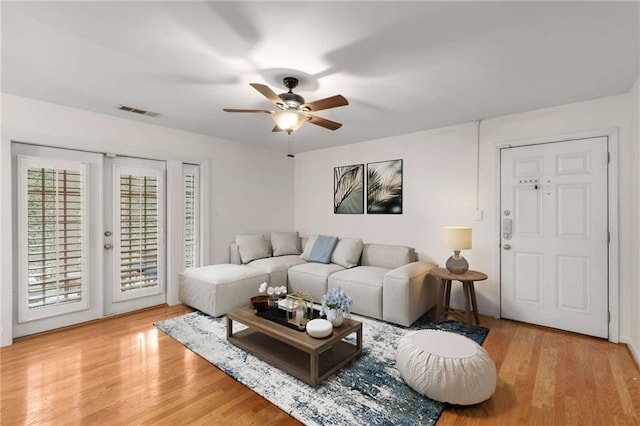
(104, 243), (113, 250)
(503, 244), (511, 250)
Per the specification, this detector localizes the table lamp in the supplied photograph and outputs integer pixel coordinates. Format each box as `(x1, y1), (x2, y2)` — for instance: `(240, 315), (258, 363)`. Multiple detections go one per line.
(443, 227), (472, 274)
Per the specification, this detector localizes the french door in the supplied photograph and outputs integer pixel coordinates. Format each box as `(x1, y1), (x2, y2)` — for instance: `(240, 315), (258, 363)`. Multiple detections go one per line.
(500, 137), (609, 338)
(104, 156), (166, 315)
(13, 144), (166, 336)
(14, 144), (103, 336)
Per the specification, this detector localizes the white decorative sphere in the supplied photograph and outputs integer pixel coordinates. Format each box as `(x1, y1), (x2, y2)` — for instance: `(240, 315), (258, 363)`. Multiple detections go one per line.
(306, 319), (333, 338)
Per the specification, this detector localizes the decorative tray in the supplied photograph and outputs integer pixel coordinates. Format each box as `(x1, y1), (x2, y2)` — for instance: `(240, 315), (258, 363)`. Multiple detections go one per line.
(255, 305), (322, 332)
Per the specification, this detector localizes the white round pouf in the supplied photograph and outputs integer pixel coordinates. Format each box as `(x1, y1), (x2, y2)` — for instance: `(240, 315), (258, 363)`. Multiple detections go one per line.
(306, 319), (333, 338)
(396, 330), (496, 405)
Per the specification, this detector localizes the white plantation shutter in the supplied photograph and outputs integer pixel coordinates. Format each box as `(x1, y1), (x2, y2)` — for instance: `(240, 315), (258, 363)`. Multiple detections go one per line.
(183, 164), (200, 269)
(18, 156), (89, 322)
(114, 166), (164, 300)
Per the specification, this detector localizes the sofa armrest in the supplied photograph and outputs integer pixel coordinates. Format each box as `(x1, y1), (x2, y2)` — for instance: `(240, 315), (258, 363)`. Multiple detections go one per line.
(229, 242), (242, 265)
(382, 261), (437, 326)
(387, 261), (436, 279)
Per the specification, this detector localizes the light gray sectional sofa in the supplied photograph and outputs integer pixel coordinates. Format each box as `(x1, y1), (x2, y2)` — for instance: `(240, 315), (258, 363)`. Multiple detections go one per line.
(227, 231), (438, 327)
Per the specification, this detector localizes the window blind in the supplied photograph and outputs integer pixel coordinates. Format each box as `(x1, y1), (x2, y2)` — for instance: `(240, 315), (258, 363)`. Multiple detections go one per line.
(183, 165), (200, 269)
(25, 166), (85, 309)
(119, 175), (159, 292)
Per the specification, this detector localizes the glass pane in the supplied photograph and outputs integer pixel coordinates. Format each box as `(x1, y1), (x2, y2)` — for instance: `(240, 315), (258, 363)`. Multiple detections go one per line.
(119, 174), (159, 292)
(26, 167), (85, 309)
(183, 168), (199, 269)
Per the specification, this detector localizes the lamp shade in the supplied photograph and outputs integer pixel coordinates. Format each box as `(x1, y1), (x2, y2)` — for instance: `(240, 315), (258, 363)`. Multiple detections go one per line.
(443, 227), (472, 250)
(272, 110), (307, 133)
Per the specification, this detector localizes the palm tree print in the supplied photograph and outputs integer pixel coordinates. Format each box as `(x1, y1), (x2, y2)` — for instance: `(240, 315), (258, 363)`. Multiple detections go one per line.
(334, 164), (364, 214)
(367, 160), (402, 214)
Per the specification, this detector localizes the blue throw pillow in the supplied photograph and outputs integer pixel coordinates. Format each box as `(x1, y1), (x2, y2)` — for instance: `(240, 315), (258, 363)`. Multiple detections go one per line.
(308, 235), (339, 264)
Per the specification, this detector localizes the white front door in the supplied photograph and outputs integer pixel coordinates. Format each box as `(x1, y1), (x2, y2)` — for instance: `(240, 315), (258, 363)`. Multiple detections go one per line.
(500, 137), (609, 338)
(104, 156), (166, 316)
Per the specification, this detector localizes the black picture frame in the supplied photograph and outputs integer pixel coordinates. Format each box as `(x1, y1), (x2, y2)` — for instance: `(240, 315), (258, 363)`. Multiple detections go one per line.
(334, 164), (364, 214)
(366, 159), (403, 214)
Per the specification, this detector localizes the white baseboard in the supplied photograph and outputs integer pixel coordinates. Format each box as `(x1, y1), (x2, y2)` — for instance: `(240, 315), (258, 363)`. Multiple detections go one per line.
(630, 343), (640, 367)
(619, 336), (640, 367)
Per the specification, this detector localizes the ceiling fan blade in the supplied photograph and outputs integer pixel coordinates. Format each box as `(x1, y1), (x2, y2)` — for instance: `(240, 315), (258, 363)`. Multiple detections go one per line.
(223, 108), (272, 113)
(309, 114), (343, 131)
(249, 83), (283, 105)
(272, 125), (283, 132)
(303, 95), (348, 112)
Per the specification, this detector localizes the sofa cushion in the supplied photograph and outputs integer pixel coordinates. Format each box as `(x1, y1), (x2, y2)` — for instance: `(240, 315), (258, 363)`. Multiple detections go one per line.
(247, 255), (307, 286)
(288, 262), (345, 301)
(328, 266), (388, 319)
(236, 233), (272, 264)
(300, 234), (339, 264)
(179, 264), (268, 317)
(271, 231), (302, 256)
(361, 244), (415, 269)
(331, 237), (364, 269)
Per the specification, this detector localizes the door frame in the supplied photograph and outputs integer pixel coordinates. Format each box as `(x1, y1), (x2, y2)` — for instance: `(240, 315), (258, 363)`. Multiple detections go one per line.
(495, 128), (619, 342)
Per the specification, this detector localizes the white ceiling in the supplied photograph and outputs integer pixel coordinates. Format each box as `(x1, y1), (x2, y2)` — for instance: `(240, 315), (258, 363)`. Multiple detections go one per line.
(2, 1), (638, 153)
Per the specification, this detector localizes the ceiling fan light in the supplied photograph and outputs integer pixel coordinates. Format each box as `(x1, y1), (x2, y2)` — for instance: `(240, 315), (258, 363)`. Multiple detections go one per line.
(272, 110), (307, 133)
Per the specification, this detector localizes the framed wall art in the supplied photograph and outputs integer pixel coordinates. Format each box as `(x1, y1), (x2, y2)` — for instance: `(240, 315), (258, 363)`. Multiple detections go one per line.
(367, 159), (403, 214)
(334, 164), (364, 214)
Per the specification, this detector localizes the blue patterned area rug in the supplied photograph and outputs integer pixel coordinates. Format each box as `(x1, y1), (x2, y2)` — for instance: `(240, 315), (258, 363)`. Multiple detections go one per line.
(155, 311), (489, 426)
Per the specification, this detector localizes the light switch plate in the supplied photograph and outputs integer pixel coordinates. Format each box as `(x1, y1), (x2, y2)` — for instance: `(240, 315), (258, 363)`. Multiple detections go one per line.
(474, 210), (483, 221)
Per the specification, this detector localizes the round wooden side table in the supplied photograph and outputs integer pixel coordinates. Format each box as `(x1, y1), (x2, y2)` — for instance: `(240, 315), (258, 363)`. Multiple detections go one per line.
(428, 267), (488, 332)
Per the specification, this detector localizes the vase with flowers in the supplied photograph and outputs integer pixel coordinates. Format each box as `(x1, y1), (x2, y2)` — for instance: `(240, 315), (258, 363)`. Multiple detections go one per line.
(320, 287), (352, 327)
(258, 282), (287, 309)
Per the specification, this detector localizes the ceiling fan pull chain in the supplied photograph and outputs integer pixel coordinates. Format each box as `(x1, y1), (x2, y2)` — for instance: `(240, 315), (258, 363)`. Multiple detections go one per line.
(287, 133), (294, 158)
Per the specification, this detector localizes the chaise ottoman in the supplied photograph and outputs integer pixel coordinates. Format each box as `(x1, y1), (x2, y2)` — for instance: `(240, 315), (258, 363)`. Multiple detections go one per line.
(396, 330), (496, 405)
(179, 264), (268, 317)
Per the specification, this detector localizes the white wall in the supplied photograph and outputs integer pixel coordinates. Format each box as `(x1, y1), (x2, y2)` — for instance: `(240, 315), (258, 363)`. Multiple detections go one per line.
(295, 93), (637, 345)
(632, 77), (640, 364)
(0, 93), (295, 346)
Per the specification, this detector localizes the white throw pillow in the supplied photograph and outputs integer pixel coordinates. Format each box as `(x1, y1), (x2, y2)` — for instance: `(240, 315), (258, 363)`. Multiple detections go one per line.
(331, 238), (364, 268)
(235, 234), (272, 264)
(271, 231), (302, 256)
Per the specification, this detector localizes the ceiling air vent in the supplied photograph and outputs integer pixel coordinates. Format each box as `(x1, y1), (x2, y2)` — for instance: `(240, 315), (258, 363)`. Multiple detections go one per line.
(117, 104), (159, 117)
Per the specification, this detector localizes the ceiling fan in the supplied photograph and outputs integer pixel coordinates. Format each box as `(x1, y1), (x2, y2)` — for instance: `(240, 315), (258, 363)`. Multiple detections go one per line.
(223, 77), (348, 134)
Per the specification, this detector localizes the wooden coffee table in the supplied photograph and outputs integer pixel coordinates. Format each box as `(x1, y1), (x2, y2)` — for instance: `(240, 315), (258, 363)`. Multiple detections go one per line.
(226, 306), (362, 387)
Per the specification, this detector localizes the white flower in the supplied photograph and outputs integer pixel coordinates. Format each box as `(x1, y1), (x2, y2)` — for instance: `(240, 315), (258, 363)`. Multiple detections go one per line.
(258, 283), (286, 298)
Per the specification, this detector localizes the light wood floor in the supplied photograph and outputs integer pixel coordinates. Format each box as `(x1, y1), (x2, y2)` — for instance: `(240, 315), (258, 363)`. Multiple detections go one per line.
(1, 305), (638, 425)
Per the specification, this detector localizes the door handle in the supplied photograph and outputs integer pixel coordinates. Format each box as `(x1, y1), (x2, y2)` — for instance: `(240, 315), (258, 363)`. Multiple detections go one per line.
(104, 243), (113, 250)
(503, 244), (511, 250)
